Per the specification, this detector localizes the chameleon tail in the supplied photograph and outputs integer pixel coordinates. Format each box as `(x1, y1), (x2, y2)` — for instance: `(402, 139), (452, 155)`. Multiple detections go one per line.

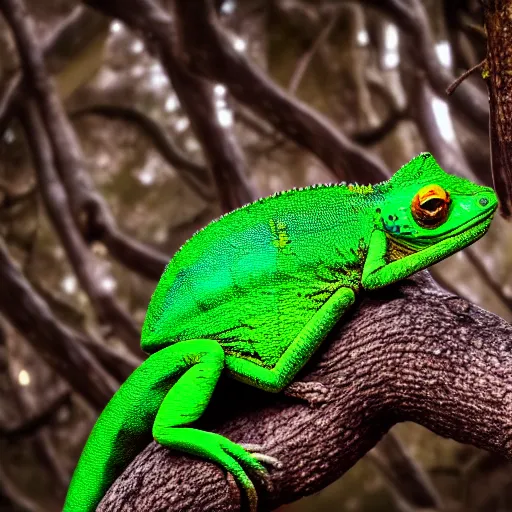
(63, 357), (169, 511)
(63, 340), (224, 512)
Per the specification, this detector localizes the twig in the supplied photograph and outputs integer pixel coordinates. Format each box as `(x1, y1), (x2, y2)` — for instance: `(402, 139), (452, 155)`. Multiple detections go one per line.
(446, 59), (485, 95)
(0, 235), (117, 411)
(70, 104), (215, 202)
(0, 390), (71, 440)
(288, 12), (340, 94)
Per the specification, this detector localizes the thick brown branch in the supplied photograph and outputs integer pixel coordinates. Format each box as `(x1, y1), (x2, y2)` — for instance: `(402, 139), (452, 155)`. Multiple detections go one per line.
(483, 1), (512, 217)
(0, 237), (117, 411)
(97, 273), (512, 511)
(160, 63), (257, 212)
(0, 0), (171, 282)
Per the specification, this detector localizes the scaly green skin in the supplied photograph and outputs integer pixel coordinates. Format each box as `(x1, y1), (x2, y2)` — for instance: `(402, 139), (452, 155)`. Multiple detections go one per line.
(64, 153), (497, 511)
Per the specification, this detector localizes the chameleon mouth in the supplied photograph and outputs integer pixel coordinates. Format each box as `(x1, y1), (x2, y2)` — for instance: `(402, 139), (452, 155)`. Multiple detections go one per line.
(393, 204), (496, 251)
(435, 205), (496, 239)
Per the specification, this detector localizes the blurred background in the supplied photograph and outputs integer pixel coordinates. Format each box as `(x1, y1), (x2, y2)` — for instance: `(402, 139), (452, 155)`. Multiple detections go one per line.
(0, 0), (511, 510)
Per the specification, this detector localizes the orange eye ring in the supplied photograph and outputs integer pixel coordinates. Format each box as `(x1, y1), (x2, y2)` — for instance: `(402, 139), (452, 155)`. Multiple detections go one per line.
(411, 184), (450, 228)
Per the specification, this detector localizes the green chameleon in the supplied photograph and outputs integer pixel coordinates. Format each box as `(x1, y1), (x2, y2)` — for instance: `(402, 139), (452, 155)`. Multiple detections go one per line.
(64, 153), (497, 511)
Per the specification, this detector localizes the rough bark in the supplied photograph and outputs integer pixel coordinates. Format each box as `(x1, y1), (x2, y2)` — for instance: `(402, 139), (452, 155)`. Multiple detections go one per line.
(483, 0), (512, 217)
(97, 272), (512, 511)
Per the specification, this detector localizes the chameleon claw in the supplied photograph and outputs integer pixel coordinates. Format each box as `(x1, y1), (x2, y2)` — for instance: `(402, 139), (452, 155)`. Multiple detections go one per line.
(239, 443), (283, 469)
(239, 443), (265, 452)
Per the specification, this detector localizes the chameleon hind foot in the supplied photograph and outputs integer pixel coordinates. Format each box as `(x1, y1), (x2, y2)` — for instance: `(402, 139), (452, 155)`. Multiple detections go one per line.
(153, 427), (265, 512)
(240, 443), (282, 470)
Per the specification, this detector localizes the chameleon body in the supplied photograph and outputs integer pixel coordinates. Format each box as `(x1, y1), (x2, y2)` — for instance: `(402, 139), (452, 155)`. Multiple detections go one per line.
(64, 153), (497, 511)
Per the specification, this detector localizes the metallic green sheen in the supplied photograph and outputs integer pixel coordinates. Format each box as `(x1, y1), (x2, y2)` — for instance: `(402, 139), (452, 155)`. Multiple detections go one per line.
(64, 153), (497, 511)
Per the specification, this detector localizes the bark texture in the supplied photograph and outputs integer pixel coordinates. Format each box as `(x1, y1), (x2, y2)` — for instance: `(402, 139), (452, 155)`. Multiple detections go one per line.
(484, 0), (512, 217)
(97, 272), (512, 511)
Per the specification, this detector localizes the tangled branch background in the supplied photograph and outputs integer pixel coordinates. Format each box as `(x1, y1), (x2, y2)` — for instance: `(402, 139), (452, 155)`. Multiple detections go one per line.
(0, 0), (511, 511)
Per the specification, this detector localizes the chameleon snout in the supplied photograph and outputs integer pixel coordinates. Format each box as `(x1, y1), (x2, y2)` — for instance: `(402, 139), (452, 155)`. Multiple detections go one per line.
(476, 189), (498, 212)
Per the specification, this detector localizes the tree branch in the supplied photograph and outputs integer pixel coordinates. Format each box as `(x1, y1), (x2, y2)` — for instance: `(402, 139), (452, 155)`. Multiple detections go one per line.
(18, 101), (142, 354)
(0, 390), (71, 440)
(288, 10), (340, 95)
(97, 272), (512, 511)
(0, 236), (117, 411)
(0, 0), (171, 282)
(88, 2), (257, 212)
(483, 0), (512, 217)
(83, 0), (389, 183)
(0, 6), (108, 137)
(70, 104), (215, 203)
(366, 0), (488, 131)
(407, 73), (479, 183)
(171, 0), (390, 183)
(160, 61), (257, 212)
(369, 431), (443, 509)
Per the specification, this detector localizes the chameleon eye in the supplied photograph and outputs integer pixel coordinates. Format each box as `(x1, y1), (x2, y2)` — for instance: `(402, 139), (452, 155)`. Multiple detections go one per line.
(411, 184), (450, 228)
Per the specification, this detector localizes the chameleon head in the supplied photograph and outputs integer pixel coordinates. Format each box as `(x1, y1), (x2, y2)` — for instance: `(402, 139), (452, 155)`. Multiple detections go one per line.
(377, 153), (498, 254)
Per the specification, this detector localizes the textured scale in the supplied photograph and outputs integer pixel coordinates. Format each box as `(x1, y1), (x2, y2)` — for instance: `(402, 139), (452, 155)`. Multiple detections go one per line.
(142, 183), (377, 367)
(64, 154), (498, 512)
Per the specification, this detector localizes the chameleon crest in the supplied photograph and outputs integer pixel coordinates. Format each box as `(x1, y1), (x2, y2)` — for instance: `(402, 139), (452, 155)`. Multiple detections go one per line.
(65, 153), (497, 512)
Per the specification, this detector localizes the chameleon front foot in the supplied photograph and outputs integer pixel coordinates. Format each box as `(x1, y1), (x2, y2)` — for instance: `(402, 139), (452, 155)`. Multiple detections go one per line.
(154, 427), (266, 511)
